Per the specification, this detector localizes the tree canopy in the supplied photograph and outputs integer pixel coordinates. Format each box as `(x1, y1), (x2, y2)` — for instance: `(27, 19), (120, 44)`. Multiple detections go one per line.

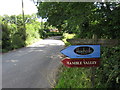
(37, 2), (120, 39)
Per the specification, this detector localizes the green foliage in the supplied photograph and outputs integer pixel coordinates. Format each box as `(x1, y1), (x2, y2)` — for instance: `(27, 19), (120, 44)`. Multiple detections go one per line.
(62, 33), (75, 46)
(2, 22), (26, 51)
(37, 3), (120, 87)
(39, 23), (63, 38)
(46, 32), (62, 37)
(56, 66), (91, 88)
(2, 23), (12, 50)
(95, 45), (120, 88)
(37, 2), (94, 35)
(54, 32), (120, 88)
(12, 34), (25, 49)
(2, 14), (41, 52)
(55, 35), (120, 88)
(37, 2), (120, 39)
(26, 22), (41, 45)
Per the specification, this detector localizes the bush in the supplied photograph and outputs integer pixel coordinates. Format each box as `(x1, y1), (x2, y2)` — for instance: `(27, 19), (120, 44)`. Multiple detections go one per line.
(55, 33), (120, 88)
(55, 45), (120, 88)
(95, 45), (120, 88)
(2, 23), (12, 50)
(25, 23), (41, 45)
(46, 32), (62, 37)
(2, 15), (41, 52)
(12, 34), (25, 49)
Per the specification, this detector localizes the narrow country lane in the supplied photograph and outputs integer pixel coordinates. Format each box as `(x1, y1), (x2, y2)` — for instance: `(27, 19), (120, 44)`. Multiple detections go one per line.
(2, 36), (65, 88)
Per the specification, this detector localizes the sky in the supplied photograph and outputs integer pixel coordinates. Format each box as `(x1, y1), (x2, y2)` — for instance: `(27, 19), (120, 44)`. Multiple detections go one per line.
(0, 0), (38, 16)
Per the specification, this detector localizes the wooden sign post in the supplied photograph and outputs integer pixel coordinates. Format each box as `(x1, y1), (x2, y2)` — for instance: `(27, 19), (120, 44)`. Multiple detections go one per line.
(60, 31), (119, 88)
(91, 34), (97, 88)
(67, 38), (119, 47)
(66, 35), (119, 88)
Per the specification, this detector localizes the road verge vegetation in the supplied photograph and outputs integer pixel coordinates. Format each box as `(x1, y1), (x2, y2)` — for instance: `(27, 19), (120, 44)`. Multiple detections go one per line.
(1, 14), (42, 53)
(55, 33), (120, 88)
(61, 33), (75, 46)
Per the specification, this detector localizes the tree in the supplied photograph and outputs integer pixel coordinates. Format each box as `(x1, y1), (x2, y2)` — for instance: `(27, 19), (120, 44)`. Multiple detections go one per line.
(37, 2), (120, 39)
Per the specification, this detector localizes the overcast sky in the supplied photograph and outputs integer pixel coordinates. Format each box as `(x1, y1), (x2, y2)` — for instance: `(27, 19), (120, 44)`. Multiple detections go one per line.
(0, 0), (38, 16)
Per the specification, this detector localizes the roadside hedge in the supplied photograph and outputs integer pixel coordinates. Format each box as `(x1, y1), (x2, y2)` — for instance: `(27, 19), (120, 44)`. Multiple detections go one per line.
(55, 33), (120, 88)
(1, 15), (41, 52)
(95, 45), (120, 88)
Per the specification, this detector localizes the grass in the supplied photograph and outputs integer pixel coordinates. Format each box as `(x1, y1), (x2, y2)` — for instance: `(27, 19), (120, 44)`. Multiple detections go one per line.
(55, 33), (120, 88)
(62, 33), (75, 46)
(55, 33), (92, 88)
(55, 66), (92, 88)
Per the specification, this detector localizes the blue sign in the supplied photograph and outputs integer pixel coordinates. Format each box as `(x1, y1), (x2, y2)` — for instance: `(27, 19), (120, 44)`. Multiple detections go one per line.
(61, 45), (100, 58)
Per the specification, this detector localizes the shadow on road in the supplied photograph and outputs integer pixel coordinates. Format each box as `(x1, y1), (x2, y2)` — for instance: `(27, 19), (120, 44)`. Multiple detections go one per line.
(2, 36), (65, 88)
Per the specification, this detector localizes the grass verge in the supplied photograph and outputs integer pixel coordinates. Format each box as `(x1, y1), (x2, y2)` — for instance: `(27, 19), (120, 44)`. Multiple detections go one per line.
(55, 33), (92, 88)
(62, 33), (75, 46)
(55, 33), (120, 88)
(55, 66), (91, 88)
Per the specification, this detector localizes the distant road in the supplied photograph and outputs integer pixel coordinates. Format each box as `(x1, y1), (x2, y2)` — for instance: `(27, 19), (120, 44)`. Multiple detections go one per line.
(2, 36), (64, 88)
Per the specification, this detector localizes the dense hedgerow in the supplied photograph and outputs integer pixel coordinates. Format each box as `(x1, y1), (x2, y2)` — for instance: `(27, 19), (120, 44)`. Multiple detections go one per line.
(55, 34), (120, 88)
(1, 14), (41, 52)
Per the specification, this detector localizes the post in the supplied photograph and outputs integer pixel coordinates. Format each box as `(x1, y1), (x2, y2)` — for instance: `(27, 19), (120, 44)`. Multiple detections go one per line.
(22, 0), (26, 41)
(91, 34), (97, 88)
(22, 0), (25, 30)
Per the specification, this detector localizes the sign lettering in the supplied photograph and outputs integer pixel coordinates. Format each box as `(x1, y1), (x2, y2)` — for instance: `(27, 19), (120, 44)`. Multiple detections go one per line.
(61, 58), (100, 67)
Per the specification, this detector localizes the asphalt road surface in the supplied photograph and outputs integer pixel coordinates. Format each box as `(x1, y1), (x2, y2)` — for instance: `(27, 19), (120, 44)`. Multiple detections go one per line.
(2, 36), (65, 88)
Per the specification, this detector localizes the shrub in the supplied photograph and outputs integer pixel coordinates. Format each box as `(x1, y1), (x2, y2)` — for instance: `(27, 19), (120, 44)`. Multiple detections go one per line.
(95, 45), (120, 88)
(2, 15), (41, 52)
